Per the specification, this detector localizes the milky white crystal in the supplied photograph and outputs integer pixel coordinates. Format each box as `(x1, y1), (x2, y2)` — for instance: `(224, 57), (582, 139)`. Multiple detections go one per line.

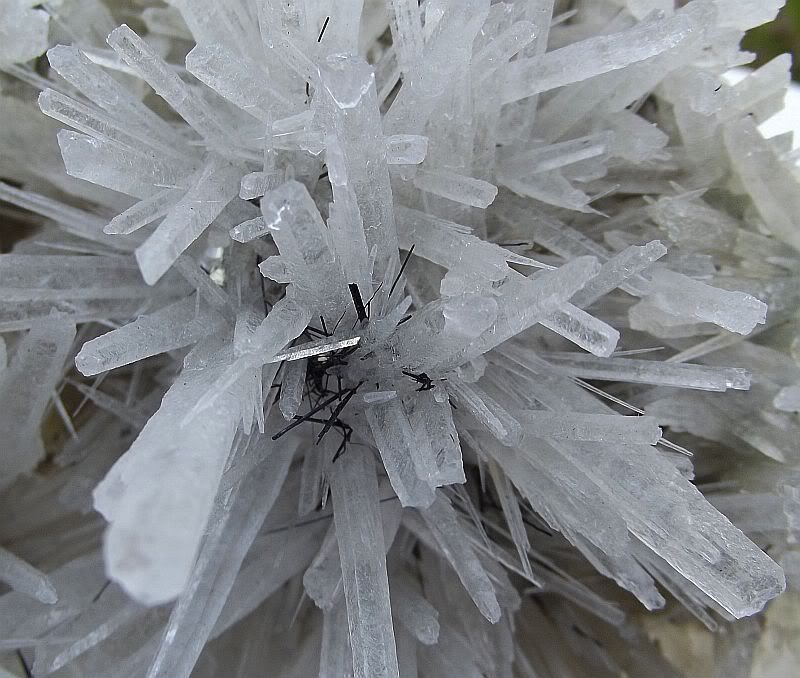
(331, 448), (400, 678)
(0, 0), (794, 676)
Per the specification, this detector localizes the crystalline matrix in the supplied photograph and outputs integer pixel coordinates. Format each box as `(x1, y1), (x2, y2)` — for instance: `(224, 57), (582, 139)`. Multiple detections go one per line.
(0, 0), (798, 676)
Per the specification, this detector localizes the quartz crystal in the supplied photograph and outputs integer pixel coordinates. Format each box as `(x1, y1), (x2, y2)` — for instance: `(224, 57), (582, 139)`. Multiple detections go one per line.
(0, 0), (796, 676)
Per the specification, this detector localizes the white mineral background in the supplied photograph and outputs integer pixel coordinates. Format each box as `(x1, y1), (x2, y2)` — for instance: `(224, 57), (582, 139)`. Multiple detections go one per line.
(0, 1), (798, 677)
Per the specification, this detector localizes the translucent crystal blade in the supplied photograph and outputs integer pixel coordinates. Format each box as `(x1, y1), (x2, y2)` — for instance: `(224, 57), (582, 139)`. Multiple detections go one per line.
(500, 12), (694, 103)
(0, 547), (58, 604)
(146, 435), (295, 678)
(415, 493), (501, 623)
(93, 365), (244, 605)
(366, 401), (436, 508)
(0, 316), (76, 488)
(76, 295), (226, 376)
(135, 157), (241, 284)
(330, 448), (399, 678)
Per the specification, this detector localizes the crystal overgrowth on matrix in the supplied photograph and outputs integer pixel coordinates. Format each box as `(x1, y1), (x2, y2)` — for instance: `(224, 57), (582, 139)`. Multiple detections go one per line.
(0, 1), (798, 676)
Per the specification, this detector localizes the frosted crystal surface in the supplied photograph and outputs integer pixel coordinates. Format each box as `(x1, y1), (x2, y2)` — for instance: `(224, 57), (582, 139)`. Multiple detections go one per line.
(93, 366), (245, 605)
(412, 169), (498, 209)
(0, 316), (76, 488)
(135, 157), (241, 284)
(499, 10), (695, 103)
(76, 296), (226, 375)
(0, 1), (49, 66)
(0, 547), (58, 605)
(391, 573), (440, 645)
(146, 435), (294, 678)
(331, 449), (399, 678)
(367, 401), (436, 508)
(638, 268), (768, 335)
(544, 353), (752, 391)
(415, 494), (502, 623)
(515, 410), (662, 444)
(279, 357), (307, 420)
(0, 1), (794, 676)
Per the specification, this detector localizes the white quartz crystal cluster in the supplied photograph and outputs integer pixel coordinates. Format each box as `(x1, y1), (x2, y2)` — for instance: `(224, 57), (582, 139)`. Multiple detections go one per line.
(0, 0), (798, 676)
